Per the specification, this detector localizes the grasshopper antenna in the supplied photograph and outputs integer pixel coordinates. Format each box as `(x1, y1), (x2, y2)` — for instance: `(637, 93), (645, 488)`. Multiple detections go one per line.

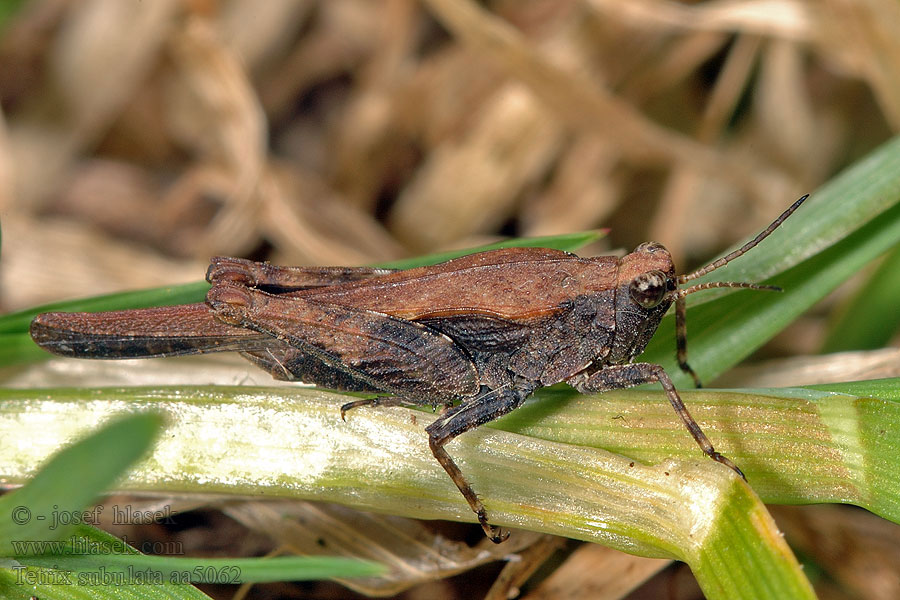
(672, 194), (809, 387)
(677, 194), (808, 285)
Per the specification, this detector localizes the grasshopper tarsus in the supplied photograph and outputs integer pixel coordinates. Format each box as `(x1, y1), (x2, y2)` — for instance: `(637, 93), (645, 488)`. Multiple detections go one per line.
(710, 452), (746, 481)
(680, 359), (703, 388)
(339, 401), (361, 421)
(475, 501), (506, 542)
(484, 521), (509, 544)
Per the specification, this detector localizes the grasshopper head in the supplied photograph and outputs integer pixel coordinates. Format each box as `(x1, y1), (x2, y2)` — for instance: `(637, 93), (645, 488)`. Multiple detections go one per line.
(620, 241), (679, 310)
(608, 194), (809, 370)
(608, 242), (679, 363)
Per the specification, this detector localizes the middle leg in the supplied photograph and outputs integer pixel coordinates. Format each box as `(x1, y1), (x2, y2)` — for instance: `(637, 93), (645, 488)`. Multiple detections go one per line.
(425, 383), (536, 543)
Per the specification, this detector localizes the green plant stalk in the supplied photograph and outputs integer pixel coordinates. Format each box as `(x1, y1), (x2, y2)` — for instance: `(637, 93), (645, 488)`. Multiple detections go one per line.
(2, 382), (897, 523)
(493, 380), (900, 522)
(13, 384), (896, 599)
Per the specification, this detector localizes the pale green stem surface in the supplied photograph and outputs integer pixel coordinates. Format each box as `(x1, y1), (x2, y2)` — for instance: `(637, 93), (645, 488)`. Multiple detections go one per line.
(0, 383), (863, 599)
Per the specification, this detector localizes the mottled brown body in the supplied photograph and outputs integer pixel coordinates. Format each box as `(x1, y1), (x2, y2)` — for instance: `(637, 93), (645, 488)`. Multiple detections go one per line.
(30, 195), (809, 542)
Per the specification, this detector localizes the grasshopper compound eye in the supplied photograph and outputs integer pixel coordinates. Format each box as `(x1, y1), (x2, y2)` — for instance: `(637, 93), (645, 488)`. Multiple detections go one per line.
(629, 270), (669, 308)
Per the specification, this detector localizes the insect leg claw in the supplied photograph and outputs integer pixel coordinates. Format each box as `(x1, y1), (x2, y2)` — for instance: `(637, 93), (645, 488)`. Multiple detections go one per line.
(711, 451), (746, 481)
(477, 510), (508, 543)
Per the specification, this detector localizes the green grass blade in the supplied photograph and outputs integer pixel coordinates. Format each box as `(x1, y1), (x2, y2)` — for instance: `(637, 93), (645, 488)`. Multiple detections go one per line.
(0, 332), (49, 368)
(820, 243), (900, 352)
(11, 523), (383, 585)
(19, 539), (384, 585)
(808, 378), (900, 401)
(0, 0), (27, 27)
(696, 487), (813, 599)
(0, 525), (214, 600)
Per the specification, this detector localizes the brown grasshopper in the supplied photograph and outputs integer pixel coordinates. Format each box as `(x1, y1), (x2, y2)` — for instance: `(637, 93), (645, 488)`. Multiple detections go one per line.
(30, 195), (808, 542)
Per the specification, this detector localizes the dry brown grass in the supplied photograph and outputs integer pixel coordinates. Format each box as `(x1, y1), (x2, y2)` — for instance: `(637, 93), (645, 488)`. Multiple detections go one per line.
(1, 1), (898, 598)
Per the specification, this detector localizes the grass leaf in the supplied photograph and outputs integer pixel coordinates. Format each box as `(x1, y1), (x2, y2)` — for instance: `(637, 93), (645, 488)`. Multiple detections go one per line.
(820, 243), (900, 352)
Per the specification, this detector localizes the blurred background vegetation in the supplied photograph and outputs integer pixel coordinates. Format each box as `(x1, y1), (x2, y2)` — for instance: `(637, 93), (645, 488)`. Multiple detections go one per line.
(1, 0), (899, 598)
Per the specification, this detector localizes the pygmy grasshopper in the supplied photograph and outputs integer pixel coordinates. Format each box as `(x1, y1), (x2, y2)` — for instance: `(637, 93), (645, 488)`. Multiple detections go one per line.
(31, 195), (808, 542)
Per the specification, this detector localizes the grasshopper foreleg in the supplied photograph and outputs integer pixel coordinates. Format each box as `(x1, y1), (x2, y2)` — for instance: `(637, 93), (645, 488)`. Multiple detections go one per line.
(568, 363), (744, 479)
